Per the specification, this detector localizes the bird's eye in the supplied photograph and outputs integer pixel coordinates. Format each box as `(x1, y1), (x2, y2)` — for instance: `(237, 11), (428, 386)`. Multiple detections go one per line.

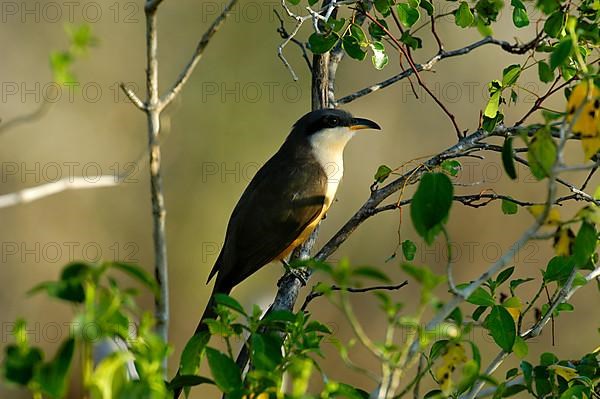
(326, 116), (339, 127)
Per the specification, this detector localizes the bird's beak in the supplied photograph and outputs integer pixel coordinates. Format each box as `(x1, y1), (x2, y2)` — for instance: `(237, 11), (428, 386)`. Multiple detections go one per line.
(349, 117), (381, 131)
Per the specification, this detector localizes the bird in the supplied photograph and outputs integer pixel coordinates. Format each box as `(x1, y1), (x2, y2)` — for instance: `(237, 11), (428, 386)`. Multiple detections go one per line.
(195, 108), (381, 334)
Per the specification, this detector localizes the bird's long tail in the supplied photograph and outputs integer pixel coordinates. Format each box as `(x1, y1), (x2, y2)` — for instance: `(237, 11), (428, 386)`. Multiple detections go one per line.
(172, 278), (233, 399)
(193, 278), (233, 335)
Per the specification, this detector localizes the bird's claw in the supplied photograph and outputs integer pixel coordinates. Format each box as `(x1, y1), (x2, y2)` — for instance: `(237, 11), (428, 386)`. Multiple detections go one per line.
(280, 260), (309, 286)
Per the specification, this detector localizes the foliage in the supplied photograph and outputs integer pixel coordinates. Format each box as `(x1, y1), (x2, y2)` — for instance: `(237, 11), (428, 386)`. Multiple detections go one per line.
(3, 0), (600, 397)
(2, 262), (169, 399)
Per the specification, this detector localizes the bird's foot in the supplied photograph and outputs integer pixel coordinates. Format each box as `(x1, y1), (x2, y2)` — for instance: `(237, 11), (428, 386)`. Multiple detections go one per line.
(280, 260), (309, 286)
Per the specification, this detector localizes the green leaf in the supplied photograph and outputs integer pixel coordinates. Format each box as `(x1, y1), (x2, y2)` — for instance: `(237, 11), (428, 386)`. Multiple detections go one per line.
(3, 343), (43, 386)
(420, 0), (435, 15)
(396, 3), (420, 27)
(402, 240), (417, 261)
(374, 165), (393, 183)
(472, 305), (488, 321)
(410, 173), (454, 245)
(400, 32), (423, 50)
(484, 91), (502, 118)
(305, 320), (332, 334)
(430, 340), (449, 360)
(527, 128), (557, 180)
(573, 222), (596, 266)
(484, 305), (516, 352)
(512, 4), (529, 27)
(168, 375), (214, 391)
(33, 338), (75, 399)
(455, 2), (475, 27)
(251, 333), (283, 370)
(205, 348), (242, 393)
(214, 293), (247, 316)
(502, 64), (521, 87)
(49, 51), (76, 84)
(401, 264), (444, 291)
(350, 23), (367, 44)
(502, 137), (518, 180)
(501, 199), (518, 215)
(544, 11), (564, 38)
(353, 266), (391, 283)
(66, 24), (97, 53)
(536, 0), (559, 14)
(308, 32), (339, 54)
(107, 262), (160, 296)
(538, 61), (554, 83)
(287, 0), (300, 4)
(475, 0), (503, 24)
(556, 302), (574, 312)
(544, 256), (574, 284)
(540, 352), (558, 365)
(513, 336), (528, 358)
(560, 386), (587, 399)
(466, 286), (496, 306)
(179, 331), (210, 375)
(342, 35), (367, 61)
(521, 361), (533, 390)
(550, 37), (573, 70)
(497, 267), (515, 285)
(370, 41), (389, 70)
(328, 18), (346, 32)
(374, 0), (392, 15)
(368, 20), (388, 41)
(441, 160), (461, 177)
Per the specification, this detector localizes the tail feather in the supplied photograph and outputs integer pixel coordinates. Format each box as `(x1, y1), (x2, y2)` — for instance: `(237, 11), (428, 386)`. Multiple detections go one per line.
(194, 277), (233, 334)
(173, 276), (233, 399)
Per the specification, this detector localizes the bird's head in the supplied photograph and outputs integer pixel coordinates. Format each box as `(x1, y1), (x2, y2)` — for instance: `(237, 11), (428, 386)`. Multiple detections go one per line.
(289, 109), (381, 152)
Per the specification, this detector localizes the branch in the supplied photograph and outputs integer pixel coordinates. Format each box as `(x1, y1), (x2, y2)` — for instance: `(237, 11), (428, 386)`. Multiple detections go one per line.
(300, 281), (408, 311)
(120, 83), (146, 110)
(336, 35), (544, 105)
(160, 0), (239, 108)
(462, 265), (600, 399)
(0, 101), (52, 136)
(0, 176), (119, 209)
(359, 10), (463, 138)
(274, 9), (312, 74)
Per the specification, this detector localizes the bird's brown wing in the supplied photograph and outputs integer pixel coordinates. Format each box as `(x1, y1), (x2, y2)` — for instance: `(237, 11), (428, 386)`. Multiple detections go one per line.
(209, 152), (327, 289)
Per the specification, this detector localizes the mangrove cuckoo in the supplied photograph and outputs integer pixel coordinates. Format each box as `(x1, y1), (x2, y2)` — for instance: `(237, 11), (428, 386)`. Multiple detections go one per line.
(196, 108), (381, 333)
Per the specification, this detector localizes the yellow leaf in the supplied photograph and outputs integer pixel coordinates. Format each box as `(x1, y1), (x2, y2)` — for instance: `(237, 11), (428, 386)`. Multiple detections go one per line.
(548, 365), (579, 381)
(567, 82), (600, 159)
(577, 204), (600, 227)
(435, 342), (467, 394)
(553, 227), (574, 256)
(502, 297), (522, 323)
(582, 136), (600, 159)
(528, 205), (561, 225)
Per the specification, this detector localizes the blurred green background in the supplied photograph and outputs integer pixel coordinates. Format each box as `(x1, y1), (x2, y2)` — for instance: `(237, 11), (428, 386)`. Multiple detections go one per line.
(0, 0), (597, 397)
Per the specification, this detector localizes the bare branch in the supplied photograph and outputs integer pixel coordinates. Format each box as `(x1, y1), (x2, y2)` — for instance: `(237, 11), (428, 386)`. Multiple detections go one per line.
(274, 10), (312, 74)
(120, 83), (146, 110)
(300, 281), (408, 311)
(0, 177), (119, 209)
(160, 0), (239, 108)
(0, 101), (52, 136)
(336, 35), (544, 105)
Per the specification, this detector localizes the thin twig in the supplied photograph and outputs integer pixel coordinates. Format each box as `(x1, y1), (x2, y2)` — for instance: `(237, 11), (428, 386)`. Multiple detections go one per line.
(274, 9), (312, 72)
(0, 176), (120, 209)
(300, 281), (408, 311)
(360, 10), (463, 138)
(0, 101), (52, 135)
(336, 35), (544, 105)
(160, 0), (240, 108)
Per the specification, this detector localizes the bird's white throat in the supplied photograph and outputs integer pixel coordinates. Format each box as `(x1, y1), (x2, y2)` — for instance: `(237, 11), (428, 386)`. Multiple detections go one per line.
(309, 126), (356, 204)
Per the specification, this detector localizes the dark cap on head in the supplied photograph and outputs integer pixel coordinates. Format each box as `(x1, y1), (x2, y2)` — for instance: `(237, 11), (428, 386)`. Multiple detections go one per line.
(290, 109), (381, 138)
